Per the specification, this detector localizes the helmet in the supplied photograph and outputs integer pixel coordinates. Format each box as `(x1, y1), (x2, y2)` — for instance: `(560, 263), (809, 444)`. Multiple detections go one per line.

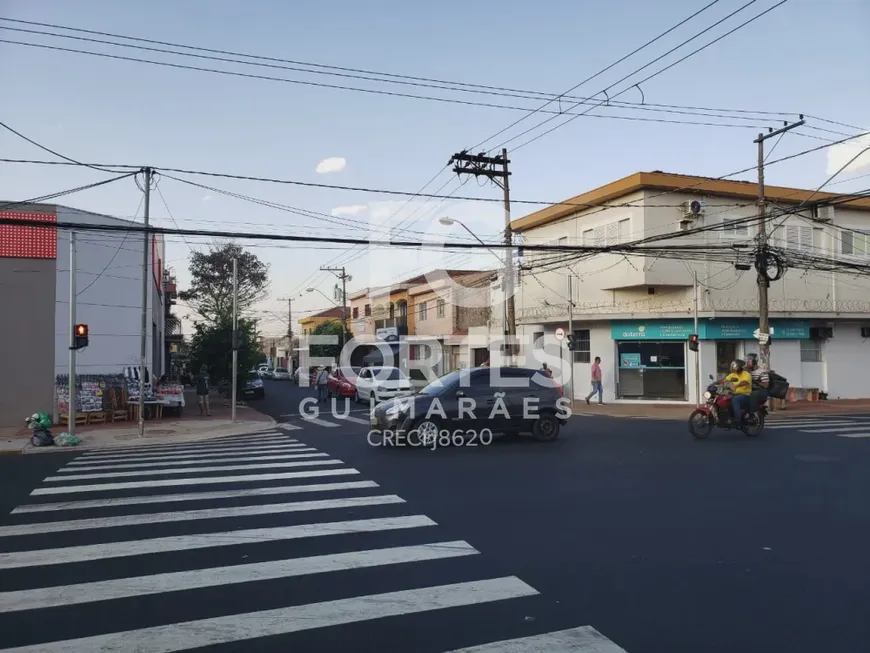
(730, 359), (745, 372)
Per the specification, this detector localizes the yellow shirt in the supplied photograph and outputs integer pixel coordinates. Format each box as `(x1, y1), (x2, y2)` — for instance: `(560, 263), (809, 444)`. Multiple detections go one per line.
(725, 371), (752, 395)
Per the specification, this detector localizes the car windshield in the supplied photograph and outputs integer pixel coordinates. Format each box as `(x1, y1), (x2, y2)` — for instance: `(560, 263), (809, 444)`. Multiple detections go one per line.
(369, 367), (406, 381)
(418, 370), (463, 395)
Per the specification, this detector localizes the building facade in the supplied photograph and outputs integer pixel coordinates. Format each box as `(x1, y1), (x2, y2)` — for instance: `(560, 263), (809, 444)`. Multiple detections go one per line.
(503, 171), (870, 403)
(297, 306), (348, 336)
(0, 204), (166, 426)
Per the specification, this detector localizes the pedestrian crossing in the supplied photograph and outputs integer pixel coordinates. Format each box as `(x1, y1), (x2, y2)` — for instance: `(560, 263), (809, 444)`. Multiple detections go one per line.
(0, 430), (627, 652)
(766, 416), (870, 438)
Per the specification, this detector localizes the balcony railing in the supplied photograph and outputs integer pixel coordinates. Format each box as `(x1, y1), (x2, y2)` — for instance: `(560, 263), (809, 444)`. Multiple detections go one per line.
(374, 316), (408, 329)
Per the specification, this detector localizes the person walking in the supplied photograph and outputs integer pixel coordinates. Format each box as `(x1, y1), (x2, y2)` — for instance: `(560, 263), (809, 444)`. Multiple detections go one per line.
(196, 365), (211, 416)
(585, 356), (604, 405)
(316, 366), (330, 402)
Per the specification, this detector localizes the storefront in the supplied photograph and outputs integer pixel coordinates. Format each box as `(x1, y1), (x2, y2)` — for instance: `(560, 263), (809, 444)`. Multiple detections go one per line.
(611, 321), (691, 400)
(610, 319), (811, 401)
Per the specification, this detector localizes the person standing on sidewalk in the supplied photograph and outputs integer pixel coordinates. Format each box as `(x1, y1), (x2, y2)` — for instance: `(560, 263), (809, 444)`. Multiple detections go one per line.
(586, 356), (604, 405)
(316, 366), (330, 403)
(196, 365), (211, 416)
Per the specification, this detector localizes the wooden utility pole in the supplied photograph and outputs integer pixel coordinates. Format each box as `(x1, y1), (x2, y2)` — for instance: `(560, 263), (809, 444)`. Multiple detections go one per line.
(449, 149), (516, 364)
(320, 266), (350, 351)
(754, 117), (804, 371)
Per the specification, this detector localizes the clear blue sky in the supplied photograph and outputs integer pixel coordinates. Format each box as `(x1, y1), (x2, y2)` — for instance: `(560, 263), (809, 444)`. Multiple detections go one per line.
(1, 0), (868, 335)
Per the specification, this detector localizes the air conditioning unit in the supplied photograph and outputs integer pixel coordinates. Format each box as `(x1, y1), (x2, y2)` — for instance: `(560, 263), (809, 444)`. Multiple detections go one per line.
(814, 205), (835, 223)
(680, 200), (706, 219)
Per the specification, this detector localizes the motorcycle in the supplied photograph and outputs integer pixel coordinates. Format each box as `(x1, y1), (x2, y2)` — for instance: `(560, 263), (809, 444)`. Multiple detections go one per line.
(689, 374), (766, 439)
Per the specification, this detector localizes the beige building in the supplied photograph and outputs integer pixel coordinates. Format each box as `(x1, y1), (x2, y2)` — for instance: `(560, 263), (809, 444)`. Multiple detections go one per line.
(504, 170), (870, 403)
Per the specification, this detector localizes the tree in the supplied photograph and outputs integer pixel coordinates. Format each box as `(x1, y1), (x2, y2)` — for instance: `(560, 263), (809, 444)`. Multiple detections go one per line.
(179, 242), (269, 324)
(188, 316), (261, 390)
(310, 320), (351, 363)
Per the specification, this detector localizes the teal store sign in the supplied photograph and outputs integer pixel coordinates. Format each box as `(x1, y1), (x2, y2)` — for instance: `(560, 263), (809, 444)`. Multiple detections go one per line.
(611, 319), (810, 340)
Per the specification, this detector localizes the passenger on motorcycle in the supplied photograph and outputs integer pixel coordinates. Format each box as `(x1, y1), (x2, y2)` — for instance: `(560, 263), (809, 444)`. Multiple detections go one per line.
(724, 359), (752, 423)
(745, 353), (769, 412)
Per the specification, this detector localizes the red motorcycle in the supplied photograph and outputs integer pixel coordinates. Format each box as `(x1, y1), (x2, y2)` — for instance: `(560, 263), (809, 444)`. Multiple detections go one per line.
(689, 375), (766, 439)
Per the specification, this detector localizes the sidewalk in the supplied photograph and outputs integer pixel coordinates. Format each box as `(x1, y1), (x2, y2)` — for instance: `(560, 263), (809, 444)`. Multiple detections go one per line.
(0, 390), (275, 455)
(570, 398), (870, 420)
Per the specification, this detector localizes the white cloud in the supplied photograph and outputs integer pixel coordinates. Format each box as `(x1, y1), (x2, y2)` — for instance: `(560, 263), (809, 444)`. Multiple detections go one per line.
(201, 195), (212, 202)
(331, 204), (367, 217)
(316, 157), (346, 174)
(826, 134), (870, 175)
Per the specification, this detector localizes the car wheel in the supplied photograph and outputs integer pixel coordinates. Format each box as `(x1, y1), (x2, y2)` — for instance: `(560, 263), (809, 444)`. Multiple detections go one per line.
(532, 413), (561, 442)
(413, 418), (441, 448)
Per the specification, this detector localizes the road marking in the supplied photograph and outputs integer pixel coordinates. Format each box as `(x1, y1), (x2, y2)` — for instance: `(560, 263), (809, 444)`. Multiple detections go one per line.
(60, 451), (324, 472)
(835, 432), (870, 438)
(78, 440), (299, 460)
(0, 515), (436, 569)
(45, 459), (343, 482)
(78, 433), (293, 457)
(0, 495), (405, 537)
(301, 416), (340, 428)
(0, 540), (478, 613)
(797, 425), (870, 433)
(337, 415), (370, 425)
(765, 420), (856, 429)
(12, 481), (381, 514)
(445, 626), (628, 652)
(276, 423), (302, 430)
(31, 468), (361, 495)
(0, 577), (535, 652)
(66, 445), (312, 465)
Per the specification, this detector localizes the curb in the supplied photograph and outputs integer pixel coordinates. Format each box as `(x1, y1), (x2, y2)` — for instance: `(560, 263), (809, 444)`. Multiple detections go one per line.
(13, 414), (279, 456)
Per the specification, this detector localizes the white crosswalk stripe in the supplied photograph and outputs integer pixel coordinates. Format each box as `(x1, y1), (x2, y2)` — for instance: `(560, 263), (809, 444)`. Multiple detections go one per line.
(766, 417), (870, 438)
(0, 435), (626, 652)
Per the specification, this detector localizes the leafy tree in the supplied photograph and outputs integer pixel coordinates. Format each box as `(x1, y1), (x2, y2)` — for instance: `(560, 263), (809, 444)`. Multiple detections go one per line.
(310, 320), (352, 362)
(179, 242), (269, 324)
(189, 317), (260, 393)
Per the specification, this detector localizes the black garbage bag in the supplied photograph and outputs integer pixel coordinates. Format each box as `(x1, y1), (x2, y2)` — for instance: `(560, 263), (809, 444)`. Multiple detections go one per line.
(769, 371), (789, 400)
(30, 429), (55, 447)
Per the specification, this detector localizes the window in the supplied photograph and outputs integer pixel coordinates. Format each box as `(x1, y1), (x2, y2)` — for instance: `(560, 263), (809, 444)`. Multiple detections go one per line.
(800, 338), (823, 362)
(841, 230), (869, 256)
(364, 304), (371, 317)
(418, 301), (428, 321)
(618, 219), (630, 242)
(781, 224), (813, 251)
(533, 331), (544, 349)
(582, 229), (594, 246)
(352, 307), (359, 319)
(721, 215), (749, 237)
(436, 298), (445, 318)
(572, 328), (591, 363)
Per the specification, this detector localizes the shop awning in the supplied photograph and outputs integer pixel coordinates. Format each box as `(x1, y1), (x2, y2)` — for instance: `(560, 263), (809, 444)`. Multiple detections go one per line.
(363, 343), (401, 365)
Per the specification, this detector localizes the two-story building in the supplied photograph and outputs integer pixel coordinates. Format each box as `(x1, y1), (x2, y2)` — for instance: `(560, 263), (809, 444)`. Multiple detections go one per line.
(297, 306), (348, 336)
(506, 171), (870, 403)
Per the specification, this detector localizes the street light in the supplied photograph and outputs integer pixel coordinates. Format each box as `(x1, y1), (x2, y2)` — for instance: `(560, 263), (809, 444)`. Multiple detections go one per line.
(438, 217), (503, 263)
(306, 287), (337, 305)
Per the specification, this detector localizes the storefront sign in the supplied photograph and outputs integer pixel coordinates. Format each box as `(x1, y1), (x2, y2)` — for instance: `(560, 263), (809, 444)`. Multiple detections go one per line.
(376, 327), (399, 342)
(611, 321), (694, 340)
(612, 319), (810, 341)
(620, 353), (642, 368)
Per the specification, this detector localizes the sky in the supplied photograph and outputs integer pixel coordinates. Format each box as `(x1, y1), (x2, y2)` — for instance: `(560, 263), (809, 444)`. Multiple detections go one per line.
(1, 0), (868, 337)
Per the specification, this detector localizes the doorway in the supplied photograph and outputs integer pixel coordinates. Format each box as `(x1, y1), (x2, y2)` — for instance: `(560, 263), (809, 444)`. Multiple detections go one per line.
(616, 341), (686, 399)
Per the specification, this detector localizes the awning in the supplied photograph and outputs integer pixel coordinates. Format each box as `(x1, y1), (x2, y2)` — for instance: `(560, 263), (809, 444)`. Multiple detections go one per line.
(362, 342), (400, 365)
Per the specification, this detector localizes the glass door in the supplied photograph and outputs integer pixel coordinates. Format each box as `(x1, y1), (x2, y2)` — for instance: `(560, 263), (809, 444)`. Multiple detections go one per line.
(617, 341), (687, 399)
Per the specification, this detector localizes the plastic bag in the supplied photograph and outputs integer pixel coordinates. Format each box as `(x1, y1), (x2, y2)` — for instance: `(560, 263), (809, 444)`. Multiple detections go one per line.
(55, 432), (81, 447)
(30, 429), (55, 447)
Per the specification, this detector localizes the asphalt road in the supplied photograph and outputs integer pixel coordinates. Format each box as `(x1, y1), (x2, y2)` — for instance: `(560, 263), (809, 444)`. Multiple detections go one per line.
(0, 378), (867, 652)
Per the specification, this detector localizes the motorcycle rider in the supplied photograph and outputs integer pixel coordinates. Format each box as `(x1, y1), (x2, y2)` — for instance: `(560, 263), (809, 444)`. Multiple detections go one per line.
(724, 359), (752, 423)
(745, 353), (770, 412)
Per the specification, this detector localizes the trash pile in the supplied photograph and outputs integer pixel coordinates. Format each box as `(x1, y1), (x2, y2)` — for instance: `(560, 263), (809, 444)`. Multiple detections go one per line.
(25, 411), (54, 447)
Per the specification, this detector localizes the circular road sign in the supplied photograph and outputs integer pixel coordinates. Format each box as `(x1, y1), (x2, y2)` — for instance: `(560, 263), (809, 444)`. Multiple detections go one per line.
(554, 327), (566, 340)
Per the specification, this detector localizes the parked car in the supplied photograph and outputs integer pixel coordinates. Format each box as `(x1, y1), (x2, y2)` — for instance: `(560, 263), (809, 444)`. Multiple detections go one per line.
(370, 366), (568, 445)
(327, 367), (360, 399)
(241, 376), (265, 399)
(259, 367), (274, 379)
(354, 366), (413, 404)
(272, 368), (291, 381)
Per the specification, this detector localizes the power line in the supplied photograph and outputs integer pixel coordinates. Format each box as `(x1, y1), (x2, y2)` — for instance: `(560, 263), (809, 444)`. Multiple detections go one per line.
(0, 172), (137, 212)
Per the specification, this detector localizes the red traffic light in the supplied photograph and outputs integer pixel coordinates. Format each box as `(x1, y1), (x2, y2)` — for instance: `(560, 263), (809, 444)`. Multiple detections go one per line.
(73, 324), (89, 349)
(688, 333), (699, 351)
(75, 324), (88, 337)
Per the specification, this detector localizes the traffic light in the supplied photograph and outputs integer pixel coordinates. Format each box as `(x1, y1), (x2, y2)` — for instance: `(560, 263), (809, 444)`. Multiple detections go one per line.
(73, 324), (89, 349)
(232, 329), (243, 351)
(566, 333), (576, 350)
(688, 334), (699, 352)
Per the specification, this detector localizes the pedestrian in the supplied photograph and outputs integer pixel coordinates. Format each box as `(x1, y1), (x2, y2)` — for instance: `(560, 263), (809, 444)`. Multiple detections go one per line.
(586, 356), (604, 405)
(196, 365), (211, 416)
(540, 362), (553, 378)
(316, 366), (330, 402)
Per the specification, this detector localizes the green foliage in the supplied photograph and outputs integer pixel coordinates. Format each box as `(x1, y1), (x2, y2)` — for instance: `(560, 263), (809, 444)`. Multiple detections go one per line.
(189, 317), (260, 387)
(179, 242), (269, 325)
(310, 320), (351, 362)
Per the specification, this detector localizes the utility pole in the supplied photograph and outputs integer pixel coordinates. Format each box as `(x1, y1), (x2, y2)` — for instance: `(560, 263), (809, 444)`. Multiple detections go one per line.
(138, 167), (152, 438)
(67, 231), (77, 436)
(449, 148), (515, 364)
(320, 266), (349, 353)
(754, 117), (804, 372)
(231, 257), (238, 423)
(693, 270), (700, 405)
(567, 273), (574, 401)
